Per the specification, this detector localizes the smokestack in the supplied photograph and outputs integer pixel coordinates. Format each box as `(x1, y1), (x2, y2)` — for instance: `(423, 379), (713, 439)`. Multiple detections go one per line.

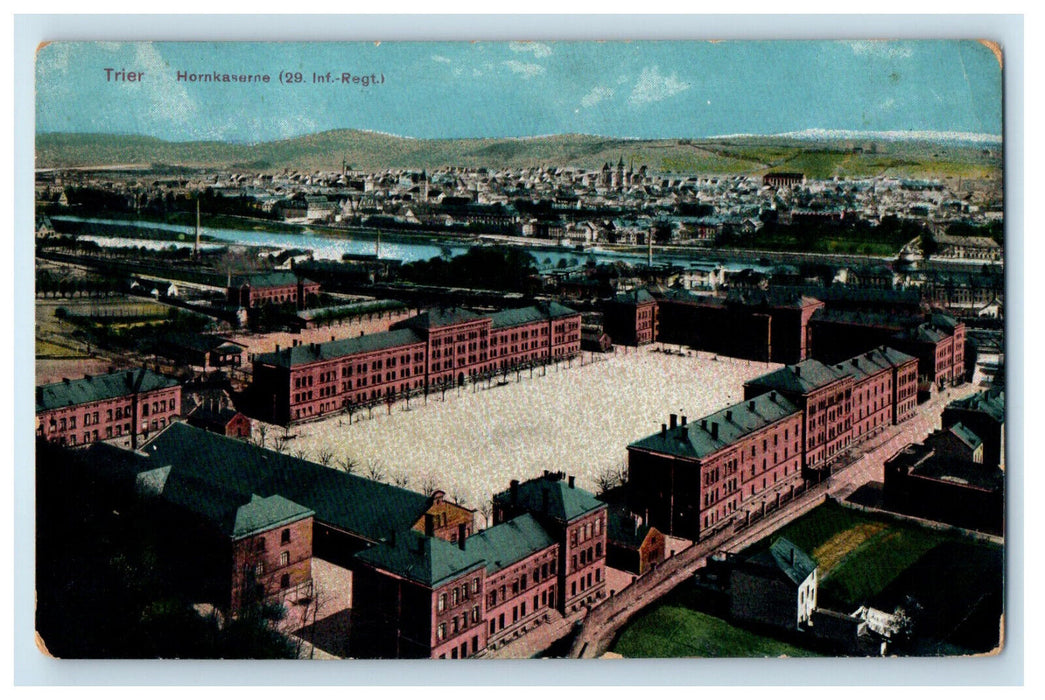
(458, 523), (467, 550)
(424, 513), (435, 537)
(669, 414), (677, 429)
(568, 475), (575, 489)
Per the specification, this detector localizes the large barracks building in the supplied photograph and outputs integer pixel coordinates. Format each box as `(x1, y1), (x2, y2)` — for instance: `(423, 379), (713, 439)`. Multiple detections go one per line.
(36, 367), (182, 449)
(250, 302), (582, 424)
(628, 346), (919, 541)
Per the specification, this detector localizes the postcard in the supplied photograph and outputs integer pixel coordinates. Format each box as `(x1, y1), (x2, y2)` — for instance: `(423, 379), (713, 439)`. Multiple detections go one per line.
(33, 38), (1005, 663)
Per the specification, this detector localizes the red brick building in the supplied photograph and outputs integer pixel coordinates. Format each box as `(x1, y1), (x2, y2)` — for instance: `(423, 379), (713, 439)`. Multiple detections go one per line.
(743, 359), (855, 473)
(227, 271), (321, 310)
(36, 367), (182, 449)
(492, 472), (609, 615)
(186, 402), (253, 439)
(603, 289), (659, 346)
(606, 507), (666, 575)
(89, 439), (315, 615)
(832, 346), (920, 442)
(652, 288), (823, 364)
(628, 393), (805, 540)
(249, 303), (582, 424)
(942, 388), (1005, 468)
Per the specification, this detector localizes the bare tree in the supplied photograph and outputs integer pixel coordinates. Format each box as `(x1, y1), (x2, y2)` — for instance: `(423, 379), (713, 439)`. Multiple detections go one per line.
(337, 456), (356, 474)
(364, 459), (384, 483)
(419, 473), (438, 497)
(316, 448), (334, 467)
(392, 474), (410, 489)
(254, 423), (268, 449)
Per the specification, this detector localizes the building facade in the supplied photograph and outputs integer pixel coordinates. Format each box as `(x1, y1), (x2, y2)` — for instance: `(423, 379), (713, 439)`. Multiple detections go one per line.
(36, 367), (182, 449)
(250, 303), (582, 424)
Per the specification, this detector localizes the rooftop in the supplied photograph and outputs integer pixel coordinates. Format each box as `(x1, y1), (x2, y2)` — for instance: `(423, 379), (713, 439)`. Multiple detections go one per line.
(741, 537), (817, 586)
(745, 358), (850, 396)
(354, 529), (485, 588)
(36, 367), (178, 412)
(629, 391), (800, 461)
(461, 513), (556, 575)
(254, 328), (424, 368)
(493, 471), (605, 524)
(946, 388), (1005, 423)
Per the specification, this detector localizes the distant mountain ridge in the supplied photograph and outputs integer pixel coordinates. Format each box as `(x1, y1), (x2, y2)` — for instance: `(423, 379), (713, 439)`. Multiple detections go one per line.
(36, 129), (1003, 180)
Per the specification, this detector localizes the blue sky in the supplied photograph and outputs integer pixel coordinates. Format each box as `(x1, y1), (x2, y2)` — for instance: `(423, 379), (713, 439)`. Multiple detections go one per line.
(35, 40), (1002, 142)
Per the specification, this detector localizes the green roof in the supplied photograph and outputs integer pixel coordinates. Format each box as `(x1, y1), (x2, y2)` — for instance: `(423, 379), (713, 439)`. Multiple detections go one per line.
(254, 328), (424, 368)
(88, 445), (313, 539)
(461, 513), (555, 574)
(947, 422), (984, 451)
(743, 537), (816, 586)
(611, 288), (656, 305)
(745, 358), (849, 397)
(36, 367), (178, 412)
(492, 473), (604, 523)
(489, 302), (578, 330)
(354, 529), (485, 587)
(629, 392), (800, 460)
(134, 423), (431, 542)
(229, 271), (305, 288)
(947, 389), (1005, 423)
(397, 307), (483, 330)
(833, 346), (917, 381)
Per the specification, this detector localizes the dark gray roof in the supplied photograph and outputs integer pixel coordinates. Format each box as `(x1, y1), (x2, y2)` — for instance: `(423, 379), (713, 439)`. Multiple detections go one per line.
(947, 423), (984, 451)
(229, 271), (305, 288)
(629, 392), (800, 460)
(742, 537), (817, 586)
(462, 513), (555, 574)
(745, 359), (850, 397)
(354, 529), (485, 588)
(493, 473), (604, 524)
(254, 328), (424, 368)
(833, 346), (917, 381)
(612, 288), (656, 305)
(606, 505), (655, 549)
(36, 368), (178, 412)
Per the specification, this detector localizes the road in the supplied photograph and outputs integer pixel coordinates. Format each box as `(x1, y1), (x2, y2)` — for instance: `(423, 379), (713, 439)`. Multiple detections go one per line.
(567, 380), (983, 659)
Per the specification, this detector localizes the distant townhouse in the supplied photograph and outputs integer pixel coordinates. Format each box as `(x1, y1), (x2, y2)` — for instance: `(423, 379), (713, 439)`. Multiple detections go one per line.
(942, 389), (1005, 468)
(36, 367), (181, 449)
(249, 303), (582, 424)
(226, 271), (321, 310)
(602, 288), (659, 346)
(883, 441), (1003, 535)
(729, 537), (818, 631)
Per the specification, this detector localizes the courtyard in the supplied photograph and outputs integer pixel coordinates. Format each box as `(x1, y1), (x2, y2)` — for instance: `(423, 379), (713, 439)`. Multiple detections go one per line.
(267, 345), (781, 522)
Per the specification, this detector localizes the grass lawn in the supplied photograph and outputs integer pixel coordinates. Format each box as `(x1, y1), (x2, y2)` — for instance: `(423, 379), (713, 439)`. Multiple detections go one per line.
(611, 592), (818, 658)
(35, 339), (87, 358)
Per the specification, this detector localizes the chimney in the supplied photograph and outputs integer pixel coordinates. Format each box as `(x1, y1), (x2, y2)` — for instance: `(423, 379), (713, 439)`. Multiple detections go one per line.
(748, 400), (755, 411)
(661, 423), (667, 437)
(679, 425), (688, 440)
(510, 479), (519, 503)
(681, 415), (687, 426)
(568, 475), (575, 489)
(711, 422), (718, 439)
(770, 391), (777, 402)
(424, 512), (435, 537)
(84, 374), (92, 381)
(63, 377), (70, 384)
(669, 414), (677, 429)
(275, 343), (280, 353)
(725, 410), (732, 421)
(458, 523), (468, 550)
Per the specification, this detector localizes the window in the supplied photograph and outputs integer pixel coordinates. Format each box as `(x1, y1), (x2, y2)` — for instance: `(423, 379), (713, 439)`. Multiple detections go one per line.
(438, 593), (446, 612)
(472, 605), (480, 623)
(281, 528), (291, 544)
(255, 562), (264, 576)
(451, 589), (458, 605)
(255, 537), (265, 552)
(280, 574), (290, 589)
(280, 551), (289, 567)
(472, 577), (480, 594)
(437, 623), (446, 641)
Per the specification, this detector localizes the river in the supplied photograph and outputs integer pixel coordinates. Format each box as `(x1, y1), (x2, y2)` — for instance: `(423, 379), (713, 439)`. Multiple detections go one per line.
(50, 215), (772, 273)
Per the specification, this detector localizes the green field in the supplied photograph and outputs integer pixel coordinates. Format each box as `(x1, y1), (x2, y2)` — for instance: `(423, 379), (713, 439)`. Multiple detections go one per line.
(611, 588), (818, 658)
(744, 501), (992, 608)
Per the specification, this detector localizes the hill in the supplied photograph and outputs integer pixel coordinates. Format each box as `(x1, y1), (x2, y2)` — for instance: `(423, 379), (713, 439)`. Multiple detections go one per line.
(36, 130), (1003, 180)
